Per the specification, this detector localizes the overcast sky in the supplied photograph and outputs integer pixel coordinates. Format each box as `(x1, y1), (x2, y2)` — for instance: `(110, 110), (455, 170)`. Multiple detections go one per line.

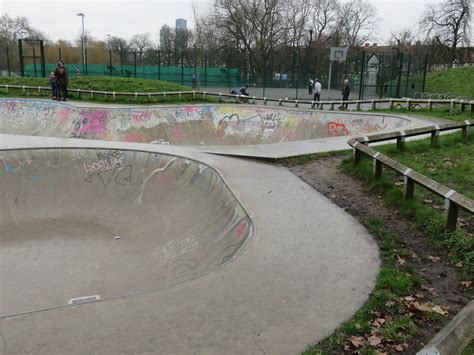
(1, 0), (429, 45)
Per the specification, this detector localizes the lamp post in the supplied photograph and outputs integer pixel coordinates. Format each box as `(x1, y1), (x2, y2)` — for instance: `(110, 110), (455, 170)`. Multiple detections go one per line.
(77, 13), (85, 74)
(107, 34), (112, 76)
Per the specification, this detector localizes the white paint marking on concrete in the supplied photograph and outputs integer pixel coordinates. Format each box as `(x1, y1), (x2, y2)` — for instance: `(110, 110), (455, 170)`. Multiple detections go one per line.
(68, 295), (101, 305)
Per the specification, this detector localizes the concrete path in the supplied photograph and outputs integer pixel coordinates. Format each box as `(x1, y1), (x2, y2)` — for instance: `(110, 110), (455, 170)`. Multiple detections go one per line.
(0, 133), (379, 354)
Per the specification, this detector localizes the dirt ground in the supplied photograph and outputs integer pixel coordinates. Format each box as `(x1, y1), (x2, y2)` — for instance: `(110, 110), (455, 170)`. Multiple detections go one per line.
(287, 155), (471, 353)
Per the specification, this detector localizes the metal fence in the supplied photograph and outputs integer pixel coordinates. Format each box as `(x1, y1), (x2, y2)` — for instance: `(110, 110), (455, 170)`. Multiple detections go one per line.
(2, 44), (431, 100)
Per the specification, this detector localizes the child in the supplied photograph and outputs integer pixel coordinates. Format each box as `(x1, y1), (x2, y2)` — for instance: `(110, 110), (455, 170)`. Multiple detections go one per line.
(49, 71), (57, 100)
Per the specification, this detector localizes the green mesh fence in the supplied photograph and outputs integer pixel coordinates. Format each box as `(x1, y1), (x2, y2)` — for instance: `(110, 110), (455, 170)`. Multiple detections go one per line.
(25, 63), (241, 87)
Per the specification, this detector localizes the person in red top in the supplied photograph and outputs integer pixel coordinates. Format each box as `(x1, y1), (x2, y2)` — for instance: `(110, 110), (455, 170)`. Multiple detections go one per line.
(54, 61), (69, 101)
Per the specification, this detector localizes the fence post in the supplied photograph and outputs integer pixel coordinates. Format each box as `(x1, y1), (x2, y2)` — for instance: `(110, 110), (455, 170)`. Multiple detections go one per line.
(428, 99), (433, 111)
(451, 99), (456, 110)
(461, 120), (470, 140)
(403, 175), (415, 200)
(373, 156), (383, 179)
(353, 146), (363, 165)
(431, 125), (440, 146)
(407, 98), (411, 110)
(356, 101), (361, 110)
(396, 132), (406, 150)
(371, 100), (376, 110)
(444, 197), (459, 231)
(460, 100), (465, 112)
(330, 102), (335, 110)
(389, 99), (393, 110)
(470, 101), (474, 114)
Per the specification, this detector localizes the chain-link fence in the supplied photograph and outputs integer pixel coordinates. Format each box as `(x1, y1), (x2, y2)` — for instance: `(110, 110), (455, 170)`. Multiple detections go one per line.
(2, 44), (430, 100)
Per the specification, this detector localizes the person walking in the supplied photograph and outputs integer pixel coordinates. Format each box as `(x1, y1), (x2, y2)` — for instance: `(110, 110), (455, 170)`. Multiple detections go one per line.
(313, 78), (321, 106)
(54, 61), (69, 101)
(308, 77), (314, 95)
(340, 79), (350, 109)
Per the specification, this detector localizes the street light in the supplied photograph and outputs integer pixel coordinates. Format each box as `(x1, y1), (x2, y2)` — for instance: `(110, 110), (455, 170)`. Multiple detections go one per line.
(107, 34), (112, 76)
(77, 13), (85, 74)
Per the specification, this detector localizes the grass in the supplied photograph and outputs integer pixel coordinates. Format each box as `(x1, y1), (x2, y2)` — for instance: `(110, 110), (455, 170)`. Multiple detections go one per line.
(304, 217), (420, 354)
(378, 106), (473, 123)
(301, 109), (472, 353)
(0, 76), (222, 105)
(460, 338), (474, 355)
(341, 129), (474, 279)
(425, 67), (474, 99)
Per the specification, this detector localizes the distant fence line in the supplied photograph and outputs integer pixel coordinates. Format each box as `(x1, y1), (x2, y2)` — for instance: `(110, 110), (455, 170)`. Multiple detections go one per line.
(1, 84), (473, 114)
(348, 120), (474, 231)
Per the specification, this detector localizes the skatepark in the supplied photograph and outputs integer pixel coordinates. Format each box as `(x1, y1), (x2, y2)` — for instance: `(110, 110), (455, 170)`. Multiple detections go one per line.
(0, 98), (432, 353)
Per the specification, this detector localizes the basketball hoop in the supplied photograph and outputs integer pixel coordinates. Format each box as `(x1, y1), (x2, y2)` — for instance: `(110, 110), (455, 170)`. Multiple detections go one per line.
(328, 47), (348, 99)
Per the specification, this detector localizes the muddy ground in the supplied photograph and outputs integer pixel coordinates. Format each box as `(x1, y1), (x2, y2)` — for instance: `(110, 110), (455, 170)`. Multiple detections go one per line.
(287, 155), (471, 353)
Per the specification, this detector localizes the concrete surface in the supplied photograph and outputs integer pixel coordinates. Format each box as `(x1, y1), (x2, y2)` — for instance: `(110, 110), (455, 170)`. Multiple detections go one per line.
(0, 133), (380, 354)
(0, 98), (434, 159)
(0, 148), (252, 317)
(417, 300), (474, 355)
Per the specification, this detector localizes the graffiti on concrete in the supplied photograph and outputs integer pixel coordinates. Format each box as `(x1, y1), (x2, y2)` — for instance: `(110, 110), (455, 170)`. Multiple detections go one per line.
(0, 99), (409, 145)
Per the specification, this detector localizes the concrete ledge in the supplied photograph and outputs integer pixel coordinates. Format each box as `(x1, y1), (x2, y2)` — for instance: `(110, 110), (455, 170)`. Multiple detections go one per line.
(417, 300), (474, 355)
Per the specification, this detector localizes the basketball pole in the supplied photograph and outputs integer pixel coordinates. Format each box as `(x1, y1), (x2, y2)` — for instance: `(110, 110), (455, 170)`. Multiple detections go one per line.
(328, 59), (334, 100)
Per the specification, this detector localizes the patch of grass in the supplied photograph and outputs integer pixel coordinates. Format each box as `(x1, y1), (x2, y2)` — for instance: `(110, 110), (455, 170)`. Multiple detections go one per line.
(341, 130), (474, 279)
(460, 338), (474, 355)
(376, 106), (473, 123)
(304, 217), (419, 354)
(381, 314), (416, 341)
(278, 150), (350, 166)
(0, 76), (223, 105)
(425, 67), (474, 99)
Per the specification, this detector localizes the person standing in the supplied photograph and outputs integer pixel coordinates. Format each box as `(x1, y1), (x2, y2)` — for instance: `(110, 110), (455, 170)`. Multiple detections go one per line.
(308, 77), (314, 95)
(341, 79), (350, 109)
(54, 61), (69, 101)
(313, 78), (321, 106)
(49, 71), (57, 100)
(191, 72), (198, 90)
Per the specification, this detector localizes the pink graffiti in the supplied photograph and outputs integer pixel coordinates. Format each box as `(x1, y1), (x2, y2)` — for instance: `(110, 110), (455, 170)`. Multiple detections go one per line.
(154, 172), (173, 186)
(58, 108), (72, 123)
(326, 121), (350, 136)
(235, 223), (246, 237)
(170, 126), (185, 141)
(124, 132), (147, 142)
(3, 102), (18, 111)
(183, 106), (201, 113)
(131, 111), (152, 123)
(76, 110), (109, 136)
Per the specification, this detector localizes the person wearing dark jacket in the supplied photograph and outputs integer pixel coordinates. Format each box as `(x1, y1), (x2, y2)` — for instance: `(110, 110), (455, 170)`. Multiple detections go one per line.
(54, 61), (69, 101)
(340, 79), (350, 109)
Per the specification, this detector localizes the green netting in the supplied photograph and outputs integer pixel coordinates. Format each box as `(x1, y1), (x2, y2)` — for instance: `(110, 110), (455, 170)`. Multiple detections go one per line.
(24, 63), (240, 87)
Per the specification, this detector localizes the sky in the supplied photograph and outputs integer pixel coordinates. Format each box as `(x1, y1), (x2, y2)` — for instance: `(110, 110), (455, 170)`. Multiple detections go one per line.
(1, 0), (429, 45)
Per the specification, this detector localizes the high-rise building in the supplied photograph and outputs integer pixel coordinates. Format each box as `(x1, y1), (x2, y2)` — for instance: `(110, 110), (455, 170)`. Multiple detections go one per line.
(175, 18), (187, 29)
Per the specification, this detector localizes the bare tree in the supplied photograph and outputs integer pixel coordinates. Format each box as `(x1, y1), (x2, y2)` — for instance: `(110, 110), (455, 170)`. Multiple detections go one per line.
(0, 13), (45, 46)
(129, 33), (153, 64)
(310, 0), (341, 44)
(213, 0), (285, 78)
(420, 0), (472, 64)
(388, 29), (415, 47)
(159, 25), (175, 65)
(339, 0), (379, 47)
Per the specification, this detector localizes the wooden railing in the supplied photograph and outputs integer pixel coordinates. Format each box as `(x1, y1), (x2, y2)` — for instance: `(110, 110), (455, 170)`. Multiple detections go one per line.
(1, 84), (473, 113)
(348, 120), (474, 230)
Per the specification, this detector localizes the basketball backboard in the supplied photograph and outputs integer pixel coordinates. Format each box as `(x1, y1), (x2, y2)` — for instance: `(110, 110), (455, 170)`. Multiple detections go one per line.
(330, 47), (348, 63)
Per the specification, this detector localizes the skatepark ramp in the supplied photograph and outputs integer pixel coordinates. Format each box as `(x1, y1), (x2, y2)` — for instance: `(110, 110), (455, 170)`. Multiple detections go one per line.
(0, 99), (410, 146)
(0, 147), (252, 316)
